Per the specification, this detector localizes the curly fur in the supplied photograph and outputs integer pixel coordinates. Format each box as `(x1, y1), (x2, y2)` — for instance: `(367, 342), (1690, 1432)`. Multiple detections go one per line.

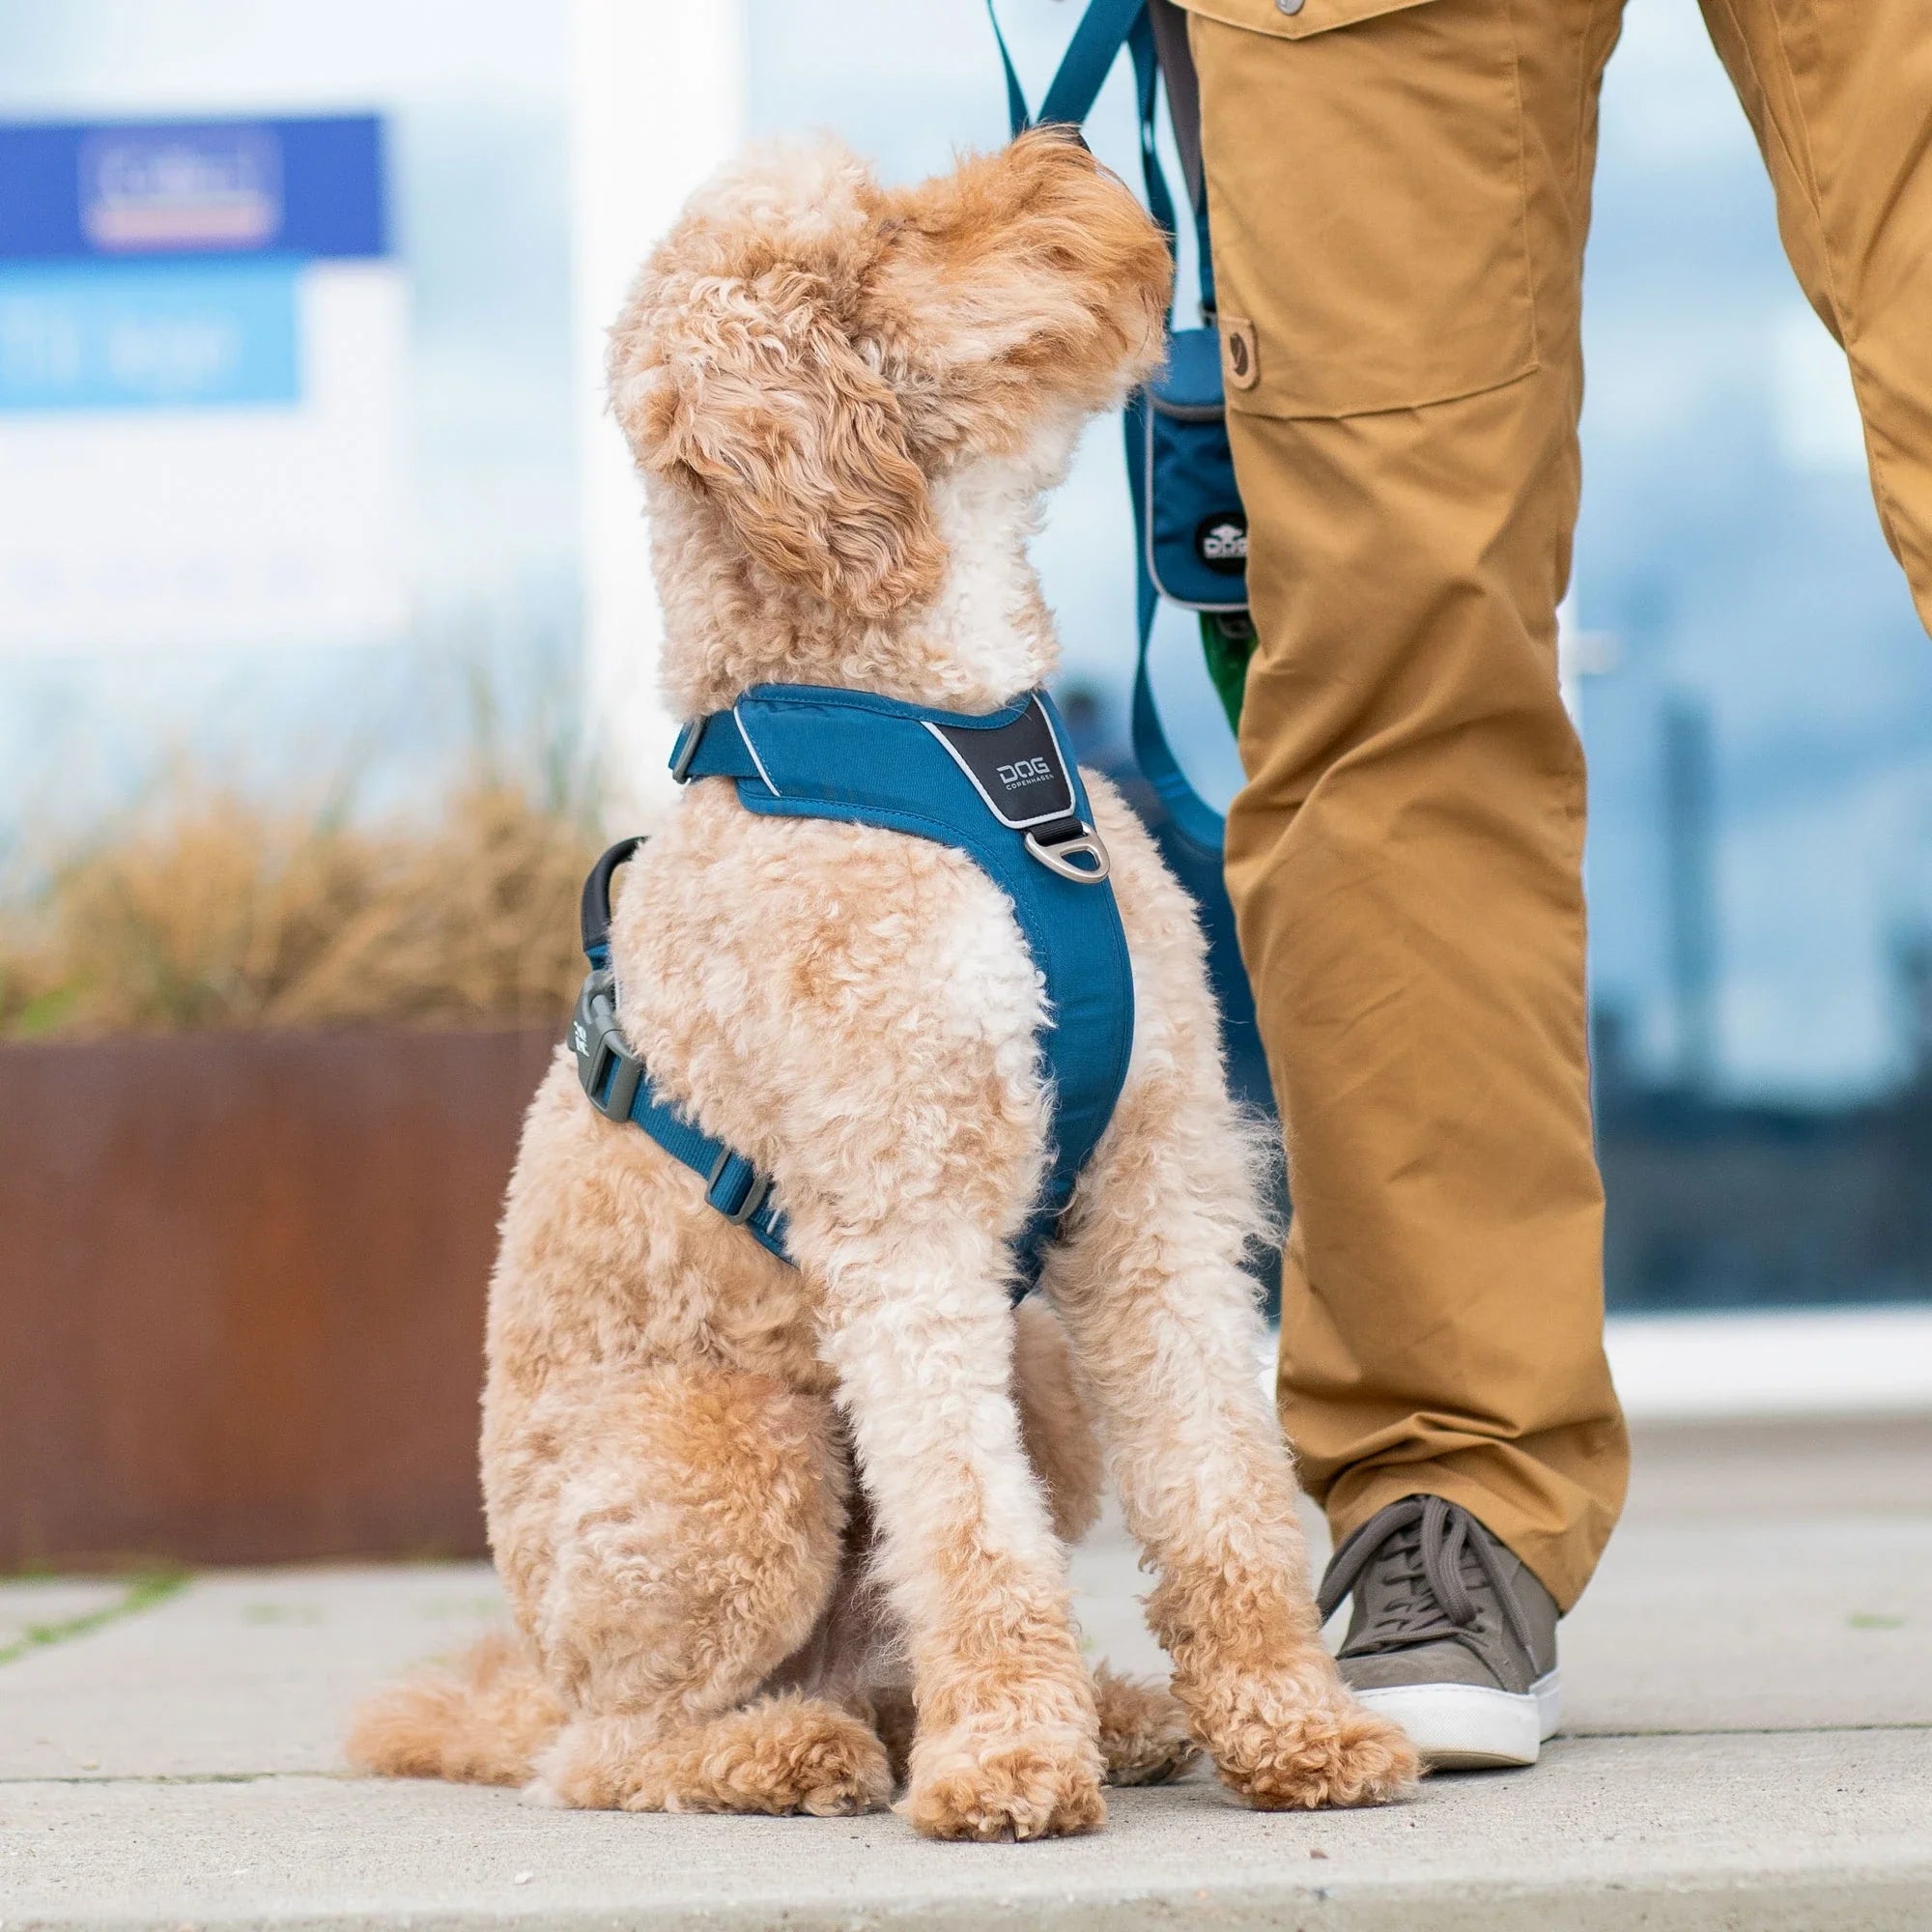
(349, 130), (1415, 1839)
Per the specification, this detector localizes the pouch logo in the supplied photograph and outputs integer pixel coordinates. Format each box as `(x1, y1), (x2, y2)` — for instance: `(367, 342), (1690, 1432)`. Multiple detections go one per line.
(1195, 512), (1248, 576)
(997, 755), (1056, 790)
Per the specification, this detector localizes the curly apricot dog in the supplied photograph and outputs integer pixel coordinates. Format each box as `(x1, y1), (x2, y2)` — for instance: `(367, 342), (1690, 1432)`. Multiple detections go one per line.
(350, 130), (1416, 1839)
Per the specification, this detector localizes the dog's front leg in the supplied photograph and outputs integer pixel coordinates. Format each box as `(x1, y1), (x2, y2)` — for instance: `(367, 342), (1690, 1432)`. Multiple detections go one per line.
(1043, 1076), (1419, 1811)
(803, 1214), (1104, 1842)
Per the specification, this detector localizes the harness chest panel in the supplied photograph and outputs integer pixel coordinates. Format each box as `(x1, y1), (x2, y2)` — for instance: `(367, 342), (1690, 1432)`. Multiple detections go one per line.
(582, 683), (1138, 1293)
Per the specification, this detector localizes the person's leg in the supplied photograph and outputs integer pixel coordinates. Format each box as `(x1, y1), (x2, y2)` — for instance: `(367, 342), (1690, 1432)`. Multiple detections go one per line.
(1184, 0), (1629, 1615)
(1698, 0), (1932, 619)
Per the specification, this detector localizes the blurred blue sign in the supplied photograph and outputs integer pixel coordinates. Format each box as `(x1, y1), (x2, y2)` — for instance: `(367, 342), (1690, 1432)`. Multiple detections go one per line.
(0, 115), (387, 263)
(0, 114), (384, 419)
(0, 112), (404, 655)
(0, 261), (298, 411)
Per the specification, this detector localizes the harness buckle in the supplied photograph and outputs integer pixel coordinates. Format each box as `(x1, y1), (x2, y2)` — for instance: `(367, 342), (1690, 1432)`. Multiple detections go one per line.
(1025, 820), (1111, 884)
(571, 969), (643, 1122)
(705, 1149), (773, 1225)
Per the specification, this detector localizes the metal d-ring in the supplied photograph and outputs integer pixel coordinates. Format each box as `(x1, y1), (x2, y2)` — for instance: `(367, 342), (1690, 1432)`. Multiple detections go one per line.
(1025, 823), (1111, 883)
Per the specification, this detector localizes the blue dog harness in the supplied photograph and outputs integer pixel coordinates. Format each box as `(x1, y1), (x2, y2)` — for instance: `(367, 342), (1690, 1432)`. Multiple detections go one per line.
(570, 683), (1136, 1293)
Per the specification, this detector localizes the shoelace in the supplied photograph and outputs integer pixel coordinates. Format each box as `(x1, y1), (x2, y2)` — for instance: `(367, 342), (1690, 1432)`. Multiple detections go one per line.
(1317, 1495), (1536, 1657)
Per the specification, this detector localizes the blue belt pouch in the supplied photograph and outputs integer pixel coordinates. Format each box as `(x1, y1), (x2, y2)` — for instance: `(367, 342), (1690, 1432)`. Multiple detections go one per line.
(1129, 324), (1248, 616)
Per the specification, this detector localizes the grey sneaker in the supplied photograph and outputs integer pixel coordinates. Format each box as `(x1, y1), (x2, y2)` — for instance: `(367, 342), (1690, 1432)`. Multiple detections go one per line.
(1318, 1494), (1561, 1770)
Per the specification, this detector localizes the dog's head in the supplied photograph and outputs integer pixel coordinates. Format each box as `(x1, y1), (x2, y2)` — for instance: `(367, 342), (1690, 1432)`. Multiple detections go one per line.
(610, 130), (1171, 715)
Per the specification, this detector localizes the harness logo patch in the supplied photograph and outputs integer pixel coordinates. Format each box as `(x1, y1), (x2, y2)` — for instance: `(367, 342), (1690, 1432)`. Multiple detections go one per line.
(997, 756), (1056, 790)
(928, 700), (1076, 829)
(1195, 513), (1248, 576)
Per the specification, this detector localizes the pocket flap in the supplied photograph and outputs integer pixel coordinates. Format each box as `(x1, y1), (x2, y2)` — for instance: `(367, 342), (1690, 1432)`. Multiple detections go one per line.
(1148, 327), (1227, 419)
(1171, 0), (1440, 42)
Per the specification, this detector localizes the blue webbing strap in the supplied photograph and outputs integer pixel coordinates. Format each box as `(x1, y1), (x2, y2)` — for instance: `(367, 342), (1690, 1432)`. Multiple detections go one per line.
(987, 0), (1032, 137)
(989, 0), (1227, 860)
(1130, 610), (1228, 855)
(988, 0), (1147, 138)
(591, 1047), (789, 1260)
(1041, 0), (1151, 128)
(1127, 8), (1179, 257)
(985, 0), (1203, 297)
(575, 836), (790, 1258)
(660, 685), (1137, 1292)
(1122, 3), (1227, 857)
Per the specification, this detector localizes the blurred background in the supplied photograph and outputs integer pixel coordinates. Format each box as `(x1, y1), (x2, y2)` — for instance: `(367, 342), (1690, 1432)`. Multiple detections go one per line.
(3, 0), (1929, 1569)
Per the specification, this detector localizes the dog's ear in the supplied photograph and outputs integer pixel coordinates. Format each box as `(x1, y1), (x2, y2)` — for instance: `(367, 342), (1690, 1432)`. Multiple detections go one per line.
(612, 264), (946, 622)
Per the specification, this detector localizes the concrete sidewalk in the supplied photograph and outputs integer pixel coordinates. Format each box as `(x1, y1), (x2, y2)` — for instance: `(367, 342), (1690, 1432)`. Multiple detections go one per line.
(4, 1417), (1929, 1930)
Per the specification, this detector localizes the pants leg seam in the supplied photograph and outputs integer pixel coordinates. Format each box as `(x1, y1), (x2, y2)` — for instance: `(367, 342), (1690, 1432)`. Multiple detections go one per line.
(1502, 0), (1542, 376)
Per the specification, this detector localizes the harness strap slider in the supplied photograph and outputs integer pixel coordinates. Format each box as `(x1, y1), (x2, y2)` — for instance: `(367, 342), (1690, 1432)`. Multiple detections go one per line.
(705, 1149), (772, 1225)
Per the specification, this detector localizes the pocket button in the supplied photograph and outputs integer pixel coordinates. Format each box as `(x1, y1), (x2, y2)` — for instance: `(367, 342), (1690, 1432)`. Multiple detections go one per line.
(1275, 0), (1305, 13)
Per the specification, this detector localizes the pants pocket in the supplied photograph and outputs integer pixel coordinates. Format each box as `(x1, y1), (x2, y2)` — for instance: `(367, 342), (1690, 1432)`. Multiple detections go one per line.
(1180, 0), (1539, 419)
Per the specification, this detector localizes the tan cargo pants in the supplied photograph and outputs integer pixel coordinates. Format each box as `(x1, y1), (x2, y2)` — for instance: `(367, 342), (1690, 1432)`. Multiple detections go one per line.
(1180, 0), (1932, 1608)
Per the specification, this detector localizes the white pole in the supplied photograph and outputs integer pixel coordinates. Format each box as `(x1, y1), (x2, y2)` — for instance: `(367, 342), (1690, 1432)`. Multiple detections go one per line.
(571, 0), (747, 830)
(1557, 592), (1619, 720)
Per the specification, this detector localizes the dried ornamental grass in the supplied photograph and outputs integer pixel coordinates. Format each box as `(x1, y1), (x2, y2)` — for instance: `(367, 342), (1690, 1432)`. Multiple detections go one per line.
(0, 780), (604, 1038)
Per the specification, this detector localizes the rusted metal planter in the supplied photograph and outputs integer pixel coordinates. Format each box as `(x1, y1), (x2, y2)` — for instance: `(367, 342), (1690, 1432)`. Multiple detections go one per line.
(0, 1026), (557, 1570)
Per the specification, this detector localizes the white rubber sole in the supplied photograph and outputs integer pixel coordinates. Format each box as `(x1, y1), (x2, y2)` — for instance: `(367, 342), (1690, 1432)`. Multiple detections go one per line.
(1351, 1669), (1561, 1772)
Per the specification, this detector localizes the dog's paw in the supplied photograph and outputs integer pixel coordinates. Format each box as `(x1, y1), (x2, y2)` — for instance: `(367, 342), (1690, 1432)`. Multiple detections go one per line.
(902, 1726), (1107, 1841)
(1212, 1692), (1418, 1811)
(634, 1697), (893, 1817)
(1093, 1665), (1200, 1787)
(528, 1696), (892, 1817)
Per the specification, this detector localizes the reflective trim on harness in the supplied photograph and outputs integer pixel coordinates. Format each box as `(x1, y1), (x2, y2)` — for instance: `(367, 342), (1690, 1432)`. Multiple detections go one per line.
(572, 683), (1137, 1296)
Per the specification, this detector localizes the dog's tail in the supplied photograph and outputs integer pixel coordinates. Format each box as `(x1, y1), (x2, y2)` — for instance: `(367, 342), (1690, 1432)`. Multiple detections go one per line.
(347, 1628), (566, 1786)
